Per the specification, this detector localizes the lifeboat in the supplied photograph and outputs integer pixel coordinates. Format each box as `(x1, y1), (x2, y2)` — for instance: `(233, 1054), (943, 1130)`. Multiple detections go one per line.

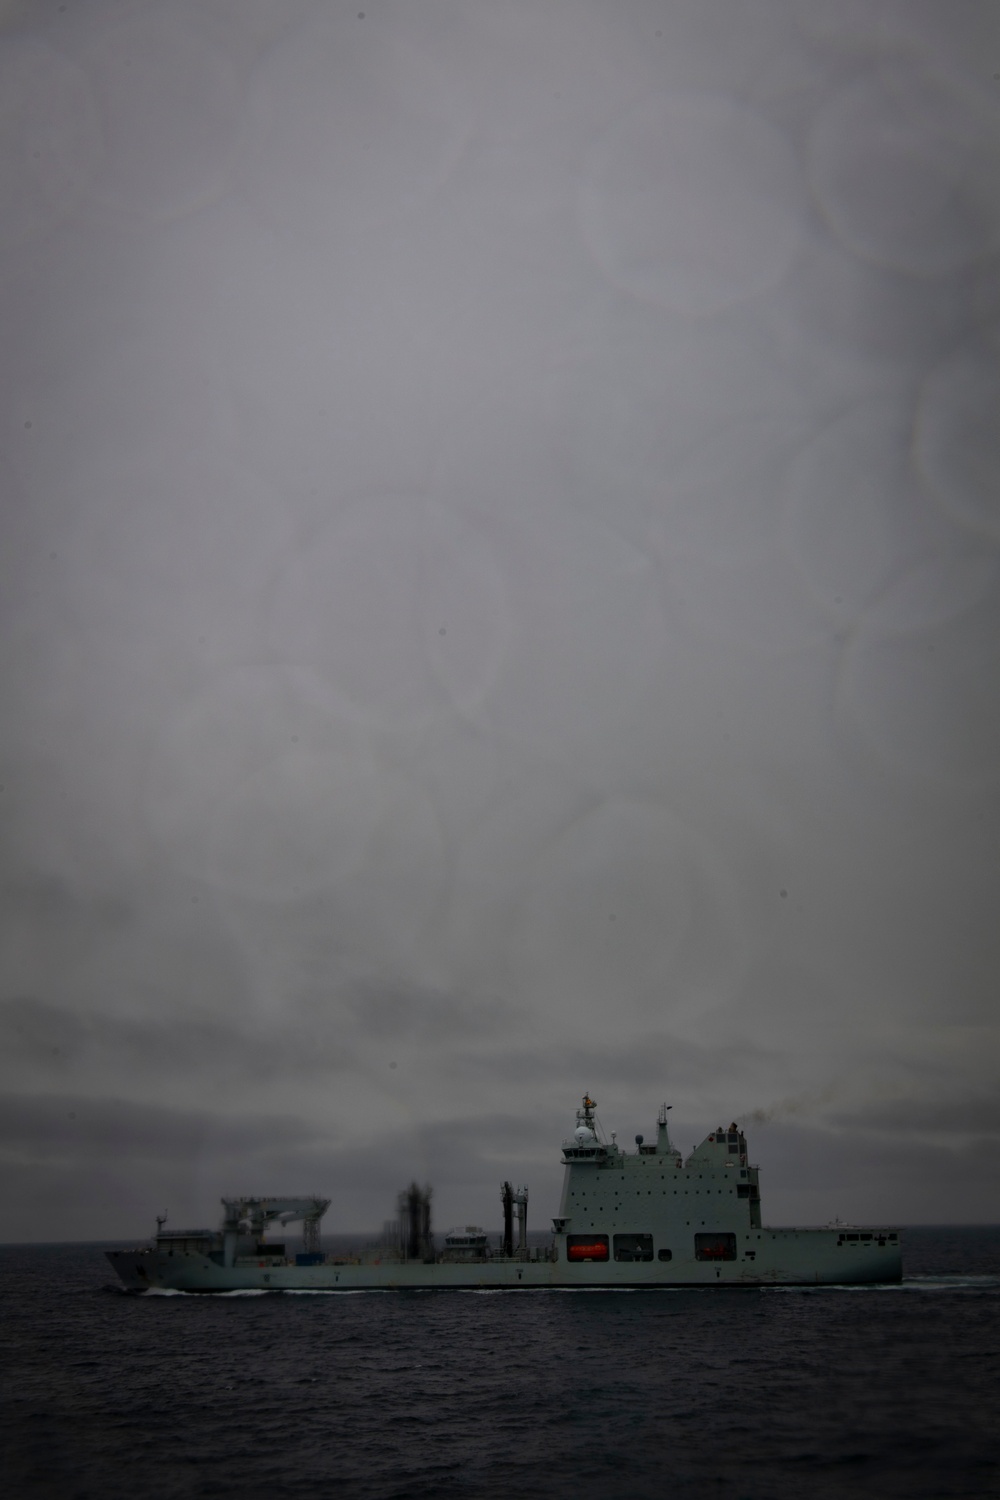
(567, 1240), (609, 1262)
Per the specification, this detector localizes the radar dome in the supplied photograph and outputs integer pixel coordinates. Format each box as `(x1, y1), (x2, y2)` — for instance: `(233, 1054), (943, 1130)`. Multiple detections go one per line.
(574, 1125), (595, 1143)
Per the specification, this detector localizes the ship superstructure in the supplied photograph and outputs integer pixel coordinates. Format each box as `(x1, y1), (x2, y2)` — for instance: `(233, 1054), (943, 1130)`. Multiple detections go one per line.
(106, 1095), (901, 1291)
(556, 1095), (764, 1270)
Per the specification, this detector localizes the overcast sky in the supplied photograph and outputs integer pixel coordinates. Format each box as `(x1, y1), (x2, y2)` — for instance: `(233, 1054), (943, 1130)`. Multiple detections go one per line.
(2, 0), (999, 1243)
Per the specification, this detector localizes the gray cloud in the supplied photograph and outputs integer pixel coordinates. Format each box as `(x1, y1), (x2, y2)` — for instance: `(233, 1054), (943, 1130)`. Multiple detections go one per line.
(347, 981), (519, 1045)
(0, 1091), (336, 1241)
(0, 1091), (317, 1165)
(742, 1119), (1000, 1226)
(831, 1095), (1000, 1141)
(0, 995), (355, 1085)
(2, 0), (999, 1240)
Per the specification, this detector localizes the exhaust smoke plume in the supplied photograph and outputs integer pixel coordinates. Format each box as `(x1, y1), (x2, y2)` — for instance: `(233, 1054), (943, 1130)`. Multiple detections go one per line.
(739, 1084), (842, 1127)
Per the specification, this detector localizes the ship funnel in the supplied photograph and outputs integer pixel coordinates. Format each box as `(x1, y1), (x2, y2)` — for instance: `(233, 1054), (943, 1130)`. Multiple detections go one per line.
(500, 1181), (514, 1257)
(398, 1182), (433, 1261)
(514, 1185), (529, 1258)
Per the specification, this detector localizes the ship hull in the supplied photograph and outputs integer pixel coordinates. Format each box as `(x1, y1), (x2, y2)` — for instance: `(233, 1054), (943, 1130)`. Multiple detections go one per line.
(107, 1229), (901, 1293)
(105, 1098), (903, 1294)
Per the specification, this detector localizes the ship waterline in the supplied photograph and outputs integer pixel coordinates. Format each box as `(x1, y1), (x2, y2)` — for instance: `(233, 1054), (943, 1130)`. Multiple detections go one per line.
(106, 1095), (901, 1291)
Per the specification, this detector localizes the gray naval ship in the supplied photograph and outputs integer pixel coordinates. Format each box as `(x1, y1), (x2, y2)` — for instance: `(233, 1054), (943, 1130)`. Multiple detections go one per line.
(106, 1095), (901, 1291)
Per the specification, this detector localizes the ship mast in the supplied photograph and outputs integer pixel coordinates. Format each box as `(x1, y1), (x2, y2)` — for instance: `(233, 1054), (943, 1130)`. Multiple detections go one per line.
(576, 1094), (597, 1133)
(656, 1102), (673, 1154)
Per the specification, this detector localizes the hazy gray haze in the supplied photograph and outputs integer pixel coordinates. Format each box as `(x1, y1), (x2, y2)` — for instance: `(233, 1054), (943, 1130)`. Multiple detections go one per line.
(2, 0), (999, 1241)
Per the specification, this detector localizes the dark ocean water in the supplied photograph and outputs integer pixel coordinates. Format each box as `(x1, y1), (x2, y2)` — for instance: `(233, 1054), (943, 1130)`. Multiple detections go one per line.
(3, 1227), (998, 1500)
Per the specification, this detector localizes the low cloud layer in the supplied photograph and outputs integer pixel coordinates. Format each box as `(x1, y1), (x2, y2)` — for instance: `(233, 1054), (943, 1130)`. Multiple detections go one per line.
(2, 1086), (996, 1243)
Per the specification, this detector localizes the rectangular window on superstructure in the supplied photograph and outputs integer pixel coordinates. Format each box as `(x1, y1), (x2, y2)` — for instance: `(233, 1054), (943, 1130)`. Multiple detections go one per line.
(694, 1232), (737, 1262)
(566, 1234), (609, 1262)
(613, 1233), (653, 1262)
